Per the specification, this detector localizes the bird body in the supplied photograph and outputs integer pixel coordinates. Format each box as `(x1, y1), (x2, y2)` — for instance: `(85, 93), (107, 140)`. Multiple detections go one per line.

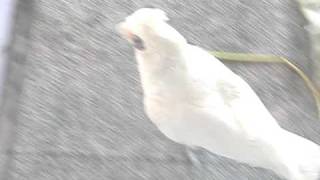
(118, 8), (320, 180)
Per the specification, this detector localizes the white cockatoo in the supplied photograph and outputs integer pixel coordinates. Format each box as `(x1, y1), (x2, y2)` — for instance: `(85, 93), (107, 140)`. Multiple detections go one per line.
(117, 8), (320, 180)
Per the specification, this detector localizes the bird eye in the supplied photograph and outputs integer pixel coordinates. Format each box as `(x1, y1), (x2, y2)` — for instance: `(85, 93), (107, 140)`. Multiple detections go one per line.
(132, 35), (145, 51)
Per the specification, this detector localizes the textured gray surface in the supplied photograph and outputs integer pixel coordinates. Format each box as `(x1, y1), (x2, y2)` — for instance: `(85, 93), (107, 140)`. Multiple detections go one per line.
(1, 0), (320, 179)
(298, 0), (320, 89)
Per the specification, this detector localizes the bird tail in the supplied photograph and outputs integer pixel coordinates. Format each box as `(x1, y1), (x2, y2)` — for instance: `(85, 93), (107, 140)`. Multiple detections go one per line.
(274, 131), (320, 180)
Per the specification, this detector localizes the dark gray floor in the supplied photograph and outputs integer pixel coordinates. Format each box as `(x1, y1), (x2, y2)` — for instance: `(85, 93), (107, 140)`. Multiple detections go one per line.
(1, 0), (319, 179)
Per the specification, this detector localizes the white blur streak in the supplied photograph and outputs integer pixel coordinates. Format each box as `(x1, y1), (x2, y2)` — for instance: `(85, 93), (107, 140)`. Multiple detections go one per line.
(0, 0), (17, 103)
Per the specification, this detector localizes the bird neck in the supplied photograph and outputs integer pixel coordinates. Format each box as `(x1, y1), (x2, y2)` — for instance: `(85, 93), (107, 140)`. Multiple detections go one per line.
(136, 46), (188, 98)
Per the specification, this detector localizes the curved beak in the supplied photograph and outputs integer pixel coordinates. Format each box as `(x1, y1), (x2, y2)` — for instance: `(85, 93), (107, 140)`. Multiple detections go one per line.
(116, 22), (134, 41)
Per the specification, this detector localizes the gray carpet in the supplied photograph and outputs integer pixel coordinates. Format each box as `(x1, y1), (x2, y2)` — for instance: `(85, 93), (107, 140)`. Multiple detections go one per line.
(1, 0), (319, 179)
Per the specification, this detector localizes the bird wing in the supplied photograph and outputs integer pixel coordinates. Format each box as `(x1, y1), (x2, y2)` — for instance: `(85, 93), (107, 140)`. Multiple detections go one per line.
(185, 45), (281, 141)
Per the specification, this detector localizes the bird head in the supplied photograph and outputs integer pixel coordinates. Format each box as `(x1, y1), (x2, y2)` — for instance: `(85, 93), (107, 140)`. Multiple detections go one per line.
(116, 8), (186, 54)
